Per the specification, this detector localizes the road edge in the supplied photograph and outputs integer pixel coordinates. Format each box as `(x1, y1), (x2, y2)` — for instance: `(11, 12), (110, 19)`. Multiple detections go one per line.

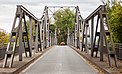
(12, 46), (54, 74)
(69, 45), (110, 74)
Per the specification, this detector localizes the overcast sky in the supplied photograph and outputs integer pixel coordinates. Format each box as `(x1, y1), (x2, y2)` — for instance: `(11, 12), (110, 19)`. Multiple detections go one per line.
(0, 0), (102, 33)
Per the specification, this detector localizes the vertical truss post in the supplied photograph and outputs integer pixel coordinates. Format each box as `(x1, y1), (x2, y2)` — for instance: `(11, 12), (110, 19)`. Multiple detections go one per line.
(75, 23), (77, 47)
(45, 6), (49, 48)
(76, 11), (79, 48)
(69, 34), (71, 45)
(72, 33), (73, 46)
(35, 22), (38, 53)
(51, 34), (53, 46)
(72, 34), (74, 46)
(75, 7), (79, 48)
(67, 28), (70, 45)
(72, 33), (74, 46)
(40, 20), (43, 51)
(29, 17), (33, 56)
(49, 32), (51, 46)
(79, 20), (83, 51)
(91, 17), (94, 57)
(43, 12), (46, 48)
(9, 6), (23, 67)
(48, 23), (50, 47)
(85, 23), (89, 53)
(18, 17), (23, 61)
(43, 20), (46, 49)
(42, 20), (45, 51)
(38, 22), (42, 52)
(99, 11), (104, 61)
(78, 19), (81, 49)
(81, 21), (85, 51)
(54, 28), (57, 45)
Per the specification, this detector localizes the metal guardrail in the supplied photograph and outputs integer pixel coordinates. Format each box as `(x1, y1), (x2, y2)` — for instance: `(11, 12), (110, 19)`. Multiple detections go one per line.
(114, 43), (122, 59)
(0, 47), (19, 60)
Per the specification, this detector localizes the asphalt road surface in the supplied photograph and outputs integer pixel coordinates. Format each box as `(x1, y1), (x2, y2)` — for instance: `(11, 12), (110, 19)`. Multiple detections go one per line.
(22, 46), (97, 74)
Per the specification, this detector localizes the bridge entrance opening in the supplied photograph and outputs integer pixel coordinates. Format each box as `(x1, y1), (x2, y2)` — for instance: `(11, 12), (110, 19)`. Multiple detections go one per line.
(46, 6), (83, 45)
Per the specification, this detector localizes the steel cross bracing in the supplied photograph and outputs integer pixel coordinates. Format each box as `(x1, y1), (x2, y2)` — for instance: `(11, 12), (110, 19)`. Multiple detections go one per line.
(69, 6), (84, 52)
(84, 5), (117, 67)
(69, 5), (118, 67)
(2, 5), (55, 68)
(2, 5), (118, 68)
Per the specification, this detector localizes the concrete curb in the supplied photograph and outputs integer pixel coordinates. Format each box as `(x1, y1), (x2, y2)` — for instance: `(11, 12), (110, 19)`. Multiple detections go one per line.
(69, 45), (110, 74)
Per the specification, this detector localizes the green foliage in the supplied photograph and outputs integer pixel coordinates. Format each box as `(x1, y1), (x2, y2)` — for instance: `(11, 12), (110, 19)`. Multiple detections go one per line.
(50, 24), (56, 33)
(23, 20), (35, 41)
(53, 8), (75, 44)
(0, 32), (9, 47)
(25, 20), (35, 36)
(107, 2), (122, 43)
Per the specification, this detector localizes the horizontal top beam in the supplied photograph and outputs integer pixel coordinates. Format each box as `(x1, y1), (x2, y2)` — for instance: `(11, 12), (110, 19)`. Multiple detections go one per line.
(85, 5), (105, 21)
(17, 5), (39, 21)
(47, 6), (76, 8)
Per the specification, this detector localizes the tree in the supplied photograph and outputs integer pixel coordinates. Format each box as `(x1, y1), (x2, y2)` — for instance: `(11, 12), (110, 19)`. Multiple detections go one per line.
(0, 32), (9, 47)
(53, 8), (75, 44)
(107, 2), (122, 43)
(22, 20), (36, 42)
(50, 24), (56, 33)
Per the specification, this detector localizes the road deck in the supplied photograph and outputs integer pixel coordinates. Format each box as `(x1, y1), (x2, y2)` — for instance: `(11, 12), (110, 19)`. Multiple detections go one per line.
(22, 46), (97, 74)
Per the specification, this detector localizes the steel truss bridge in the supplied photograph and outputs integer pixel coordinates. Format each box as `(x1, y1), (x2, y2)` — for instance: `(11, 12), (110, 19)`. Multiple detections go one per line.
(1, 4), (118, 73)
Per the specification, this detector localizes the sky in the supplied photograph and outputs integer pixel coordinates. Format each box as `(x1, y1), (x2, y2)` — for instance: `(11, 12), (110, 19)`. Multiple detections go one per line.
(0, 0), (102, 33)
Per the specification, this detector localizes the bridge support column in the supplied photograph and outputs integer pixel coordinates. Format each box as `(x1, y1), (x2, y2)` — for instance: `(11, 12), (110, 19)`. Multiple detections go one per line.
(91, 17), (94, 57)
(79, 20), (82, 51)
(49, 32), (51, 46)
(35, 23), (38, 53)
(99, 13), (104, 61)
(29, 17), (33, 56)
(85, 23), (88, 53)
(72, 33), (75, 47)
(75, 23), (77, 47)
(67, 28), (70, 45)
(40, 21), (43, 51)
(42, 20), (44, 51)
(42, 30), (44, 51)
(18, 17), (24, 61)
(54, 28), (57, 45)
(45, 7), (50, 48)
